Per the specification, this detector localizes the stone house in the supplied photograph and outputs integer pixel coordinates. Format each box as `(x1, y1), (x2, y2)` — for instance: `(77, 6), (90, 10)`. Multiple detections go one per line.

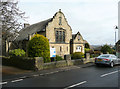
(7, 9), (85, 57)
(70, 32), (84, 54)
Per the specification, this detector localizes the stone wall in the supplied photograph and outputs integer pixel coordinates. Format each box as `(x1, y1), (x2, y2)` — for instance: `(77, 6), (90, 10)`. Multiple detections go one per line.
(2, 55), (94, 71)
(72, 33), (85, 53)
(50, 44), (70, 57)
(72, 44), (84, 53)
(43, 60), (67, 69)
(46, 10), (72, 57)
(46, 11), (72, 43)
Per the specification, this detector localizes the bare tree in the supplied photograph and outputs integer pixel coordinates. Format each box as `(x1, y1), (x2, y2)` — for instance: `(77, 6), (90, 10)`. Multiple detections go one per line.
(0, 1), (26, 41)
(0, 1), (26, 55)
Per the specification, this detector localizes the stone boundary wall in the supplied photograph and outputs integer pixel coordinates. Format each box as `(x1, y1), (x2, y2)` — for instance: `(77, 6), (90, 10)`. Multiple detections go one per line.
(2, 55), (95, 71)
(43, 60), (67, 70)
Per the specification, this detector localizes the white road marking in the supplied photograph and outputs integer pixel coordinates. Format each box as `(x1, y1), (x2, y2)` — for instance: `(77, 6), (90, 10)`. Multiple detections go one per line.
(40, 74), (44, 76)
(74, 66), (81, 69)
(66, 69), (70, 71)
(20, 76), (27, 79)
(45, 72), (52, 75)
(49, 72), (54, 74)
(11, 79), (23, 83)
(54, 71), (59, 73)
(33, 74), (39, 77)
(64, 81), (87, 89)
(100, 70), (119, 77)
(0, 82), (7, 85)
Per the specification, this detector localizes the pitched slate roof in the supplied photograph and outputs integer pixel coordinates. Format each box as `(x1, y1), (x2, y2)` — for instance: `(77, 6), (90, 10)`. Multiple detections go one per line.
(15, 9), (72, 41)
(15, 18), (52, 41)
(72, 34), (76, 39)
(72, 31), (83, 40)
(116, 40), (120, 44)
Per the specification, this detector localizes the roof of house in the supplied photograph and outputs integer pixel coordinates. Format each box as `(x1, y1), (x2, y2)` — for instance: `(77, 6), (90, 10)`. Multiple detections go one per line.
(84, 40), (88, 44)
(15, 9), (72, 41)
(72, 31), (83, 40)
(72, 34), (76, 39)
(15, 18), (52, 41)
(116, 40), (120, 44)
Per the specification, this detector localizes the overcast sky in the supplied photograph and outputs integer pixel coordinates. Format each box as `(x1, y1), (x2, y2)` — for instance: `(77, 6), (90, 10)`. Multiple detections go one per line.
(18, 0), (119, 45)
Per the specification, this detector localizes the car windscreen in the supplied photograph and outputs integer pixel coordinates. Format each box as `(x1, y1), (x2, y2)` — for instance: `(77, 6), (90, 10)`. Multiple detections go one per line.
(99, 55), (110, 58)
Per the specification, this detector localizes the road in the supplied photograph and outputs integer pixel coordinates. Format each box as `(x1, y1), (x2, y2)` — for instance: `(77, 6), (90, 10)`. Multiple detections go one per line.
(1, 65), (120, 89)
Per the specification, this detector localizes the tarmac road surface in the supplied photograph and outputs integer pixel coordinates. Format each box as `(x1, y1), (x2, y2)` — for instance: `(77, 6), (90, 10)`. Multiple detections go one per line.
(1, 65), (120, 89)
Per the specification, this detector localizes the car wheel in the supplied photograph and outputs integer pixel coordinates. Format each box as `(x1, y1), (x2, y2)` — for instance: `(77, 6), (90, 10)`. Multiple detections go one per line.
(95, 63), (99, 66)
(110, 62), (114, 68)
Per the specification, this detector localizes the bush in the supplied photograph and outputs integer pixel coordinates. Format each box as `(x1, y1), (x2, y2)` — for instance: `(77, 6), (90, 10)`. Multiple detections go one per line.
(71, 52), (84, 59)
(9, 49), (25, 57)
(27, 34), (50, 63)
(85, 48), (91, 53)
(94, 51), (101, 54)
(85, 43), (90, 48)
(90, 54), (99, 58)
(55, 55), (64, 61)
(101, 45), (113, 54)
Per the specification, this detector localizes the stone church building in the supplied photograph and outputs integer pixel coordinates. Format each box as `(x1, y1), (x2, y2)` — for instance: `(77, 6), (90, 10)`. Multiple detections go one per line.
(7, 9), (85, 57)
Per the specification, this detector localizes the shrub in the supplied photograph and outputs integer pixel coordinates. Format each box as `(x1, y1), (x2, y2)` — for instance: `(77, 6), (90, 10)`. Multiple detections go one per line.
(85, 43), (90, 48)
(85, 48), (91, 53)
(27, 34), (50, 63)
(9, 49), (25, 57)
(71, 52), (84, 59)
(55, 55), (64, 61)
(101, 45), (113, 54)
(94, 51), (101, 54)
(90, 54), (99, 58)
(112, 49), (116, 55)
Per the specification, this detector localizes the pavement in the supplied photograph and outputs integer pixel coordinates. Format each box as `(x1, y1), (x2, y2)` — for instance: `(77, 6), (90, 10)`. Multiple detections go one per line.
(2, 61), (95, 82)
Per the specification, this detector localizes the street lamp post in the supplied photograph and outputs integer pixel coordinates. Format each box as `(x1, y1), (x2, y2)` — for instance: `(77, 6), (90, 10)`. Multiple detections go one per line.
(115, 26), (118, 44)
(114, 25), (118, 56)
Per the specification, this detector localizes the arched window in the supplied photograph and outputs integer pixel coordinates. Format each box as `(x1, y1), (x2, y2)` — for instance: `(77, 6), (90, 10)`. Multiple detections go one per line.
(78, 35), (80, 41)
(59, 17), (62, 25)
(76, 46), (82, 52)
(67, 46), (68, 52)
(60, 46), (62, 52)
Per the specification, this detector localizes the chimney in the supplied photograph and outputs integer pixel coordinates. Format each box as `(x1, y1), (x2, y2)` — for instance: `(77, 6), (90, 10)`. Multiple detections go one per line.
(59, 9), (61, 12)
(28, 34), (32, 40)
(24, 23), (30, 28)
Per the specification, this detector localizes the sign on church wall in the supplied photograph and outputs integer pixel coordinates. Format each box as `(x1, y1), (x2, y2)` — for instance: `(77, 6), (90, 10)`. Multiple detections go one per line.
(50, 48), (56, 57)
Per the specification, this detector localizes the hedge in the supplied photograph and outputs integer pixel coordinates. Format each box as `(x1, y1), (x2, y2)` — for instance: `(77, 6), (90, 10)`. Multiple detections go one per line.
(2, 56), (36, 70)
(71, 52), (84, 59)
(55, 55), (64, 61)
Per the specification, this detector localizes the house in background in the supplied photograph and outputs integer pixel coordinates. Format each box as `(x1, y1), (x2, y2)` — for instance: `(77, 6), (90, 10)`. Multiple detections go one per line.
(7, 9), (85, 57)
(70, 32), (84, 54)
